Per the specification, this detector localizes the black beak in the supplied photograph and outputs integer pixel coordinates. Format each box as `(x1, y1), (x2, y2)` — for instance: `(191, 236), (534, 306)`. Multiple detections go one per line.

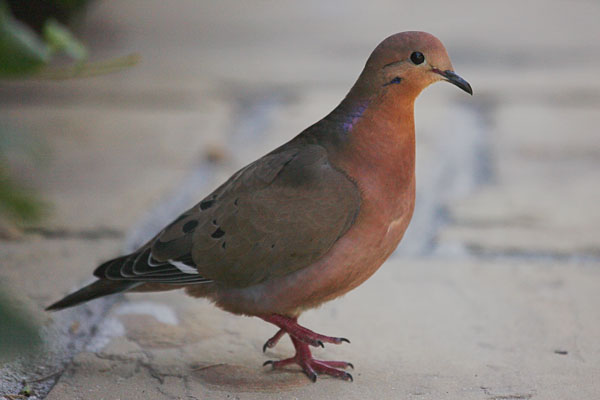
(435, 69), (473, 95)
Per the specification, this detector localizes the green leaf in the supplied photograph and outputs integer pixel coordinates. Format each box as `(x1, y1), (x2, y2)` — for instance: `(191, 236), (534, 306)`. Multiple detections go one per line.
(0, 1), (50, 76)
(43, 18), (87, 61)
(0, 171), (46, 223)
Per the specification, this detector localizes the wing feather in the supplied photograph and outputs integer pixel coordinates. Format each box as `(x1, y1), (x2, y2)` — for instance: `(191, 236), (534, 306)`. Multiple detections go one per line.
(94, 144), (360, 288)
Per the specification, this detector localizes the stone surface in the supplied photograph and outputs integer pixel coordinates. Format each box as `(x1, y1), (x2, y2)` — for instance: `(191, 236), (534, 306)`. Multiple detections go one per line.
(437, 90), (600, 259)
(1, 0), (599, 399)
(45, 261), (600, 400)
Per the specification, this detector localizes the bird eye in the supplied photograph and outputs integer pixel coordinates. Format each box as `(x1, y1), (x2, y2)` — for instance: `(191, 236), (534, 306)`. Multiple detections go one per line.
(410, 51), (425, 65)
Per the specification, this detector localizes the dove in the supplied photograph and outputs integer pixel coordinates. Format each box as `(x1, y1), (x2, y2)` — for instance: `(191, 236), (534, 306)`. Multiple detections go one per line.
(47, 31), (472, 382)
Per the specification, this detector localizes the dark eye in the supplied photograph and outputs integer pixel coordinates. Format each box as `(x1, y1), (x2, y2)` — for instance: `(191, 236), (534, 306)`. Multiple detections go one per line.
(410, 51), (425, 65)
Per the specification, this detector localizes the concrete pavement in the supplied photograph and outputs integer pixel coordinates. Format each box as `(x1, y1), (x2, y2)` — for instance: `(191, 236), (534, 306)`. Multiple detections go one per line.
(1, 0), (599, 398)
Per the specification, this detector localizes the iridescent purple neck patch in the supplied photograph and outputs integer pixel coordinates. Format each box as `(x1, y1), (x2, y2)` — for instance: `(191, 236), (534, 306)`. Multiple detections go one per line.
(342, 101), (369, 133)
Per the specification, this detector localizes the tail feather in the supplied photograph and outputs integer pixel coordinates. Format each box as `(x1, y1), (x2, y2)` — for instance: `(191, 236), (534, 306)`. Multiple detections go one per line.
(46, 280), (139, 311)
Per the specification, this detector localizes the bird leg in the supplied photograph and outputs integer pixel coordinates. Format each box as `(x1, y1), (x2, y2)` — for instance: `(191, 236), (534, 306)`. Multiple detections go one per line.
(263, 336), (353, 382)
(260, 314), (350, 348)
(260, 314), (353, 382)
(263, 328), (286, 352)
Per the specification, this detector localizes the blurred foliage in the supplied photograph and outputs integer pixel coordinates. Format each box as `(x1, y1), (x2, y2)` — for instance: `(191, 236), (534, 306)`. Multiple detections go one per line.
(0, 0), (138, 233)
(0, 168), (46, 223)
(0, 288), (41, 362)
(0, 0), (91, 76)
(6, 0), (90, 32)
(0, 123), (47, 238)
(0, 1), (50, 76)
(0, 0), (138, 79)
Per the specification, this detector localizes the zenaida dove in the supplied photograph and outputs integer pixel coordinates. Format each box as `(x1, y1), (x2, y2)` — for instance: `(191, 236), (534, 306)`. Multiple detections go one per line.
(47, 31), (472, 382)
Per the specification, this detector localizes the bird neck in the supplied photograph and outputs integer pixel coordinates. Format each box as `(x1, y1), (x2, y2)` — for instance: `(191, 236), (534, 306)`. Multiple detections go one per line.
(308, 88), (417, 222)
(325, 90), (416, 176)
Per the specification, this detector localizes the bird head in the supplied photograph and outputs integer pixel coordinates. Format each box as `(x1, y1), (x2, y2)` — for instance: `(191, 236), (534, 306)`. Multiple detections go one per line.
(353, 31), (472, 100)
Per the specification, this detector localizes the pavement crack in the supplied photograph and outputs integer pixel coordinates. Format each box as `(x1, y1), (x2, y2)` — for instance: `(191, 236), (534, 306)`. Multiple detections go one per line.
(413, 103), (492, 256)
(140, 363), (166, 385)
(183, 375), (198, 400)
(481, 386), (535, 400)
(466, 246), (600, 263)
(156, 386), (180, 400)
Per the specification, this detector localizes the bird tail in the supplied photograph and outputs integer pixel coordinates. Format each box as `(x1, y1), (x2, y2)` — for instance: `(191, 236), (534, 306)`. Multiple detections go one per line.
(45, 280), (139, 311)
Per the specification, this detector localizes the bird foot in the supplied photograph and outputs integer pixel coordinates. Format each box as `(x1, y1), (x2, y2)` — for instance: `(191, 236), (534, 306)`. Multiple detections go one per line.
(263, 336), (353, 382)
(261, 314), (350, 348)
(263, 328), (286, 352)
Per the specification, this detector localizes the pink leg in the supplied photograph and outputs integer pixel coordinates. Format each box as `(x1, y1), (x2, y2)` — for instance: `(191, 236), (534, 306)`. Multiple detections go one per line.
(263, 328), (287, 352)
(260, 314), (353, 382)
(261, 314), (350, 348)
(263, 336), (353, 382)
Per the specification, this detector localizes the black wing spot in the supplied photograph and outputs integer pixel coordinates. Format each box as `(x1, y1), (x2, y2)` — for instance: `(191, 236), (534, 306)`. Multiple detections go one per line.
(221, 241), (227, 249)
(182, 220), (198, 233)
(211, 228), (225, 239)
(200, 199), (215, 210)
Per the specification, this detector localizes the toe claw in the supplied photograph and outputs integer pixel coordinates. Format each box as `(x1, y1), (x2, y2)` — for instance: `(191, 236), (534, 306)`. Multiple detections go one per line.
(263, 360), (274, 367)
(317, 340), (324, 348)
(308, 372), (317, 383)
(347, 362), (354, 369)
(262, 342), (268, 353)
(340, 337), (350, 344)
(345, 372), (353, 382)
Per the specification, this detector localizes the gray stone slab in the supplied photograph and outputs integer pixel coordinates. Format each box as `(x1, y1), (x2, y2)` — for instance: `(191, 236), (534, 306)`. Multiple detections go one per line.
(2, 0), (599, 398)
(0, 72), (230, 400)
(45, 259), (600, 400)
(438, 105), (600, 257)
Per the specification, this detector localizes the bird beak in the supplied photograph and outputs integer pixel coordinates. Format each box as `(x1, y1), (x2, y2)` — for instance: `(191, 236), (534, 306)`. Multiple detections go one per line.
(433, 69), (473, 95)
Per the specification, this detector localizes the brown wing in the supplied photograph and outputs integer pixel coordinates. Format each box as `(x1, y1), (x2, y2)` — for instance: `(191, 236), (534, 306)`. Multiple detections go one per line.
(95, 144), (361, 288)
